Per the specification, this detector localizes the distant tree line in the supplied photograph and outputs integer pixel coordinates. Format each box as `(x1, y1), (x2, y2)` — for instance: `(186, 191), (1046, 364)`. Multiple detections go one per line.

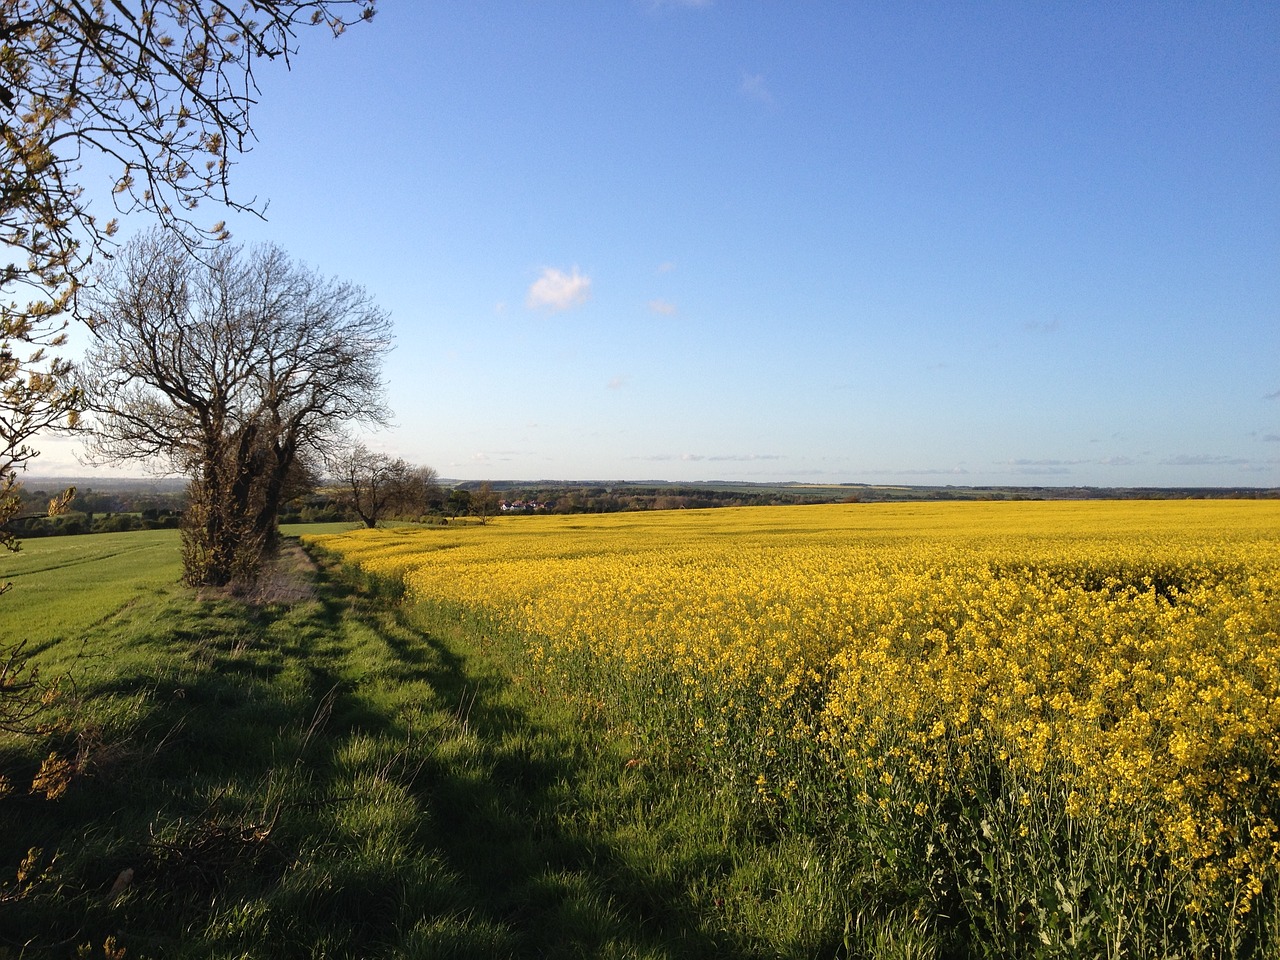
(3, 486), (182, 538)
(459, 482), (1280, 511)
(464, 483), (830, 514)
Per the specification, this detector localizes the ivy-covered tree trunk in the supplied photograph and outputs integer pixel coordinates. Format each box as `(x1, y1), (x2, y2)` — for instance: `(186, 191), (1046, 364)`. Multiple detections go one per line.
(181, 431), (268, 589)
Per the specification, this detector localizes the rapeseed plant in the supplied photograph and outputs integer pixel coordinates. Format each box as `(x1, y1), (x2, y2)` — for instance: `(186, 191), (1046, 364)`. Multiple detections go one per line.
(309, 500), (1280, 957)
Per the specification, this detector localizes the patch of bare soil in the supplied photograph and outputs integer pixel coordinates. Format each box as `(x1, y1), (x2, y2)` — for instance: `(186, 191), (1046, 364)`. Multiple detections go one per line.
(247, 540), (319, 606)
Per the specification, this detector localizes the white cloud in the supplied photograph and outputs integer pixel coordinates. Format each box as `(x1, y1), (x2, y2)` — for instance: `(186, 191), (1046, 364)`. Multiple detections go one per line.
(647, 298), (677, 316)
(740, 71), (774, 106)
(526, 266), (591, 312)
(607, 375), (628, 390)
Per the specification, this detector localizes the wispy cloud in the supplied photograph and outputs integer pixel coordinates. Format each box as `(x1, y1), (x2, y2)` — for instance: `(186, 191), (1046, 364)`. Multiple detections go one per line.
(1006, 464), (1073, 476)
(1263, 435), (1280, 443)
(647, 298), (677, 316)
(1023, 317), (1061, 333)
(646, 0), (712, 10)
(448, 453), (491, 468)
(634, 452), (783, 463)
(740, 71), (774, 106)
(656, 261), (676, 274)
(1005, 458), (1088, 467)
(1160, 454), (1251, 466)
(468, 449), (529, 464)
(1266, 388), (1280, 400)
(862, 466), (971, 477)
(526, 266), (591, 312)
(607, 375), (628, 390)
(1098, 456), (1138, 466)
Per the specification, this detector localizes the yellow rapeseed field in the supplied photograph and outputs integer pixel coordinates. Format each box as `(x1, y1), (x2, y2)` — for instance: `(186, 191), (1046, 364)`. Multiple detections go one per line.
(309, 500), (1280, 955)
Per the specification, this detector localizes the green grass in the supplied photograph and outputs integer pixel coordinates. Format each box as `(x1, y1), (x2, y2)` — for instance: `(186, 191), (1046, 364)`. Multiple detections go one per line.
(0, 531), (887, 959)
(0, 530), (183, 650)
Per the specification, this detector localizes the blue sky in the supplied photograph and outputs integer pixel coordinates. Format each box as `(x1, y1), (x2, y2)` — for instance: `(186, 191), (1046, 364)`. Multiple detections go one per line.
(49, 1), (1280, 486)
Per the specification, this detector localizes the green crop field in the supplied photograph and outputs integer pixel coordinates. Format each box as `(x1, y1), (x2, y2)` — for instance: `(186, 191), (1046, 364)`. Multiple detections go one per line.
(0, 526), (356, 652)
(0, 530), (184, 650)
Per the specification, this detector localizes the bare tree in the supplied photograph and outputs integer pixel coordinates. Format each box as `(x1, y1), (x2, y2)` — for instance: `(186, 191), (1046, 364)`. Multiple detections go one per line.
(335, 445), (405, 529)
(80, 229), (391, 586)
(402, 464), (442, 518)
(472, 481), (499, 525)
(333, 445), (439, 528)
(0, 0), (375, 551)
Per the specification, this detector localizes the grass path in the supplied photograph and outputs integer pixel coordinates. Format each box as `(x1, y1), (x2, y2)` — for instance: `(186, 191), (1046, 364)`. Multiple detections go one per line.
(2, 535), (846, 959)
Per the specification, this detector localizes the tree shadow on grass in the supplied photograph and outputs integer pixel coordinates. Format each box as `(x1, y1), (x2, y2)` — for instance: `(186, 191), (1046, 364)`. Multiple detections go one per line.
(297, 558), (755, 959)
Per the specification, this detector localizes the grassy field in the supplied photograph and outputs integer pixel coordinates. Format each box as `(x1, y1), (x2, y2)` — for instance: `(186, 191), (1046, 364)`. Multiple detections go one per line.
(0, 530), (183, 649)
(0, 528), (849, 959)
(313, 500), (1280, 959)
